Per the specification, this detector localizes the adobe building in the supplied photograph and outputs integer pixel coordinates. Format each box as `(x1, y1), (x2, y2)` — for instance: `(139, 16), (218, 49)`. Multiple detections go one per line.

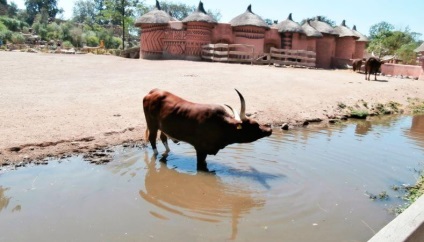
(352, 25), (368, 59)
(333, 20), (359, 68)
(276, 13), (307, 51)
(135, 1), (368, 68)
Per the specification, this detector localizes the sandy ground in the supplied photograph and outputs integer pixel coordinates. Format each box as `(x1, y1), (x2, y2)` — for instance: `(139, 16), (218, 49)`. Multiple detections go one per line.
(1, 51), (424, 165)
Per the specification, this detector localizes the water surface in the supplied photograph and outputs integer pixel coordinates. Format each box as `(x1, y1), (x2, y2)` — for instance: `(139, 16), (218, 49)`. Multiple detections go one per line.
(1, 115), (424, 242)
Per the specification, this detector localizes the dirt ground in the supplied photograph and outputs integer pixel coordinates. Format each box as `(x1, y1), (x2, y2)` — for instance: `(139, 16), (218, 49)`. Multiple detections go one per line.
(1, 51), (424, 165)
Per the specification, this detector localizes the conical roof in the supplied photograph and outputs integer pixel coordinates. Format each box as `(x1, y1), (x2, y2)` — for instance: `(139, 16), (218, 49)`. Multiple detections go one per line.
(334, 20), (358, 38)
(309, 17), (338, 35)
(135, 0), (171, 26)
(301, 20), (323, 38)
(229, 5), (269, 29)
(276, 13), (304, 33)
(182, 1), (216, 23)
(415, 42), (424, 53)
(352, 25), (369, 42)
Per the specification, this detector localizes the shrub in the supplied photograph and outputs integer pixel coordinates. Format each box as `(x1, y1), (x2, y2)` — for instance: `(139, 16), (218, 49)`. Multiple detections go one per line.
(62, 40), (73, 49)
(85, 35), (99, 47)
(11, 32), (25, 44)
(350, 110), (369, 119)
(109, 36), (122, 49)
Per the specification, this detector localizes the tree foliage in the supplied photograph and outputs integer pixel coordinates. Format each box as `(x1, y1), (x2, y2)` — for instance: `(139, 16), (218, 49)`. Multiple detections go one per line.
(367, 21), (422, 64)
(300, 16), (336, 27)
(156, 1), (221, 22)
(25, 0), (63, 24)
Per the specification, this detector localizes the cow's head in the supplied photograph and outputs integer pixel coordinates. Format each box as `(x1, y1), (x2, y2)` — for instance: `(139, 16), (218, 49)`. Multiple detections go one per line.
(225, 89), (272, 143)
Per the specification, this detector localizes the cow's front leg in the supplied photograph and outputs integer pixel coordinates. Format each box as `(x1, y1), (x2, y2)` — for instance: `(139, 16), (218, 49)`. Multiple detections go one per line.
(196, 150), (208, 171)
(160, 132), (170, 153)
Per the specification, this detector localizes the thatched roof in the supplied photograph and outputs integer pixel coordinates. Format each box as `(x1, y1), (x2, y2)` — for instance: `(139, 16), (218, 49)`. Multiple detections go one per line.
(276, 13), (304, 33)
(334, 20), (358, 38)
(352, 25), (369, 42)
(309, 17), (338, 35)
(301, 20), (323, 38)
(229, 5), (269, 29)
(134, 0), (172, 26)
(414, 42), (424, 53)
(182, 1), (216, 23)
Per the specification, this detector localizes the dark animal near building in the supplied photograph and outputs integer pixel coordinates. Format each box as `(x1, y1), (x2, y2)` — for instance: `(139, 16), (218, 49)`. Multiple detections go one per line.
(352, 59), (363, 72)
(364, 57), (383, 81)
(143, 88), (272, 171)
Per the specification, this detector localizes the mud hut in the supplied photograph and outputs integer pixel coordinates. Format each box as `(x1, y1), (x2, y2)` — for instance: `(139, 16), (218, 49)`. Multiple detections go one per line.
(333, 20), (359, 67)
(301, 20), (323, 52)
(161, 9), (185, 59)
(229, 5), (270, 57)
(182, 1), (217, 60)
(352, 25), (368, 59)
(310, 17), (338, 68)
(276, 13), (306, 50)
(135, 0), (172, 59)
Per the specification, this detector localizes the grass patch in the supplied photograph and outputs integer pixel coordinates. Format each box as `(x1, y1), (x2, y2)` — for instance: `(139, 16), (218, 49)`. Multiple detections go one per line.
(350, 109), (369, 119)
(395, 173), (424, 214)
(407, 98), (424, 114)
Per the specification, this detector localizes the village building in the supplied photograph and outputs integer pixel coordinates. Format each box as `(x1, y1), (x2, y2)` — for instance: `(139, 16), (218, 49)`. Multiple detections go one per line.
(135, 1), (371, 69)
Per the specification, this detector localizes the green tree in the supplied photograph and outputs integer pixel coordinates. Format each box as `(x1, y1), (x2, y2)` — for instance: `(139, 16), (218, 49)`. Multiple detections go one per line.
(156, 1), (221, 21)
(367, 22), (422, 63)
(101, 0), (140, 49)
(369, 21), (394, 40)
(25, 0), (63, 24)
(7, 2), (18, 16)
(73, 0), (97, 26)
(300, 16), (336, 27)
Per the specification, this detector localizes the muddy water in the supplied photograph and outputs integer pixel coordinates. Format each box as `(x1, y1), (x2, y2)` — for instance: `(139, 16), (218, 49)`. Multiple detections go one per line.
(1, 115), (424, 242)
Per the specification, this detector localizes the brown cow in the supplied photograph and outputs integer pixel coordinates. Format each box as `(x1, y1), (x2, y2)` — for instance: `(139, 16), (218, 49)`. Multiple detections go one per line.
(352, 59), (363, 72)
(143, 89), (272, 171)
(365, 57), (383, 81)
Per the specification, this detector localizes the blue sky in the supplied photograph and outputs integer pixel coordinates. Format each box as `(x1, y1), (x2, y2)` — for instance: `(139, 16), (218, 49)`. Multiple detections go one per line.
(11, 0), (424, 40)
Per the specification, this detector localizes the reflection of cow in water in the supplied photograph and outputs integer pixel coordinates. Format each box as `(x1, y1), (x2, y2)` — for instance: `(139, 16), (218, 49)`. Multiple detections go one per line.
(352, 59), (363, 72)
(365, 57), (383, 81)
(139, 152), (264, 240)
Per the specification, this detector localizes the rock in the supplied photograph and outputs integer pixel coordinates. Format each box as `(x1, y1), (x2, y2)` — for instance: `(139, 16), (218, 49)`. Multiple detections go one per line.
(9, 147), (21, 152)
(281, 123), (289, 130)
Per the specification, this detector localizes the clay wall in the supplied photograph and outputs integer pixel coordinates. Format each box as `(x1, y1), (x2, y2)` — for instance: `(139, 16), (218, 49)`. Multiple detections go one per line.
(315, 34), (336, 68)
(232, 26), (266, 57)
(163, 21), (186, 59)
(140, 24), (168, 59)
(185, 22), (214, 60)
(292, 33), (308, 51)
(264, 28), (280, 53)
(335, 37), (356, 60)
(211, 23), (234, 44)
(353, 41), (366, 59)
(381, 63), (424, 79)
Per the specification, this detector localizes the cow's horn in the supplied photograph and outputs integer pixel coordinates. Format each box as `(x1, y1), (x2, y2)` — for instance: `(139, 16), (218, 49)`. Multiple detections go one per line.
(235, 89), (247, 120)
(225, 104), (241, 122)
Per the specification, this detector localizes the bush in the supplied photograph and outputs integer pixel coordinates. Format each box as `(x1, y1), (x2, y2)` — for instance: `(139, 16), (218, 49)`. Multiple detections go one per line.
(62, 40), (73, 49)
(11, 32), (25, 44)
(85, 35), (99, 47)
(109, 37), (122, 49)
(0, 16), (28, 32)
(0, 27), (13, 44)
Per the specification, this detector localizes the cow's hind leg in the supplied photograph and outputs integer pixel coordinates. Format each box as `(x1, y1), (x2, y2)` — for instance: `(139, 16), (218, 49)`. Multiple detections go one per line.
(160, 132), (171, 153)
(147, 126), (159, 155)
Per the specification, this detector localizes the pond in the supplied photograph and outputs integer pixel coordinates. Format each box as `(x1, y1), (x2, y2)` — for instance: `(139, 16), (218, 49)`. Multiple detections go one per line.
(1, 115), (424, 242)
